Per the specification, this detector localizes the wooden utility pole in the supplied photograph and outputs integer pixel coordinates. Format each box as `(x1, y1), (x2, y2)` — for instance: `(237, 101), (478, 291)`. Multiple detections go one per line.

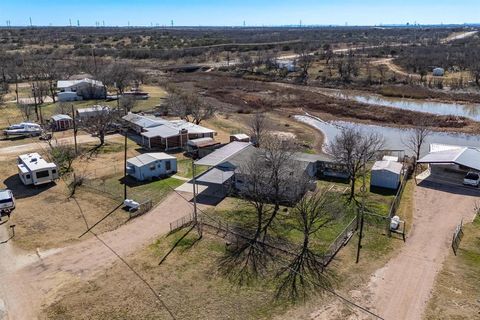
(192, 160), (202, 237)
(123, 129), (128, 200)
(356, 153), (367, 264)
(71, 105), (78, 155)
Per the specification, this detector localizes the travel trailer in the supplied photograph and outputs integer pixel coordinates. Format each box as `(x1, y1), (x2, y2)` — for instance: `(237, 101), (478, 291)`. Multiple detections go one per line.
(17, 153), (59, 186)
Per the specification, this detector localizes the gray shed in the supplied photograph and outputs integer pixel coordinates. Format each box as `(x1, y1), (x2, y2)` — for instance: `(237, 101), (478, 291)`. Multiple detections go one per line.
(126, 153), (177, 181)
(370, 160), (403, 190)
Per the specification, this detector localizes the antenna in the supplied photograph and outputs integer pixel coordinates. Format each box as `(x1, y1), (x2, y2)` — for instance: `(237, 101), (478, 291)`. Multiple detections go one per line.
(77, 20), (80, 27)
(171, 20), (174, 27)
(299, 19), (302, 28)
(243, 20), (246, 27)
(103, 20), (105, 27)
(69, 18), (72, 27)
(29, 17), (32, 27)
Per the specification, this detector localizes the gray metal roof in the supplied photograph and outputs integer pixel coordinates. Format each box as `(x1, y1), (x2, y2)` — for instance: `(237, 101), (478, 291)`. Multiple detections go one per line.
(196, 167), (235, 184)
(51, 114), (73, 121)
(195, 142), (252, 166)
(372, 160), (403, 174)
(141, 126), (181, 139)
(123, 113), (168, 128)
(127, 153), (176, 167)
(418, 145), (480, 171)
(57, 78), (103, 88)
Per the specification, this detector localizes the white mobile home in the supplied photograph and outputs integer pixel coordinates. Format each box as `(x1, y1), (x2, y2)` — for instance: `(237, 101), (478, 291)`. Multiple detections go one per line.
(126, 153), (177, 181)
(17, 153), (59, 186)
(57, 78), (106, 101)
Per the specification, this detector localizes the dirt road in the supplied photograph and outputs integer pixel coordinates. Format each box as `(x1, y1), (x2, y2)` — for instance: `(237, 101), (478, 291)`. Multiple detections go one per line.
(0, 191), (201, 320)
(0, 134), (123, 161)
(366, 177), (479, 320)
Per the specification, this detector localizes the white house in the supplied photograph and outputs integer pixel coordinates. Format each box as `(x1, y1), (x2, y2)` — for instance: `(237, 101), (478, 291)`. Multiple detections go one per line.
(126, 153), (177, 181)
(76, 105), (111, 120)
(370, 160), (403, 190)
(17, 153), (59, 186)
(57, 78), (106, 101)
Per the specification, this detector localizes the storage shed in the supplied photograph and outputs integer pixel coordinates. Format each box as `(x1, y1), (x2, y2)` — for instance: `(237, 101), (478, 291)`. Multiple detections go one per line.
(126, 153), (177, 181)
(433, 67), (445, 77)
(370, 160), (403, 190)
(230, 134), (250, 143)
(51, 114), (73, 131)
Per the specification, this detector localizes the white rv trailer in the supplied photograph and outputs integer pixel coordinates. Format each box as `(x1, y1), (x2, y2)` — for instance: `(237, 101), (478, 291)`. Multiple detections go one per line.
(17, 153), (59, 186)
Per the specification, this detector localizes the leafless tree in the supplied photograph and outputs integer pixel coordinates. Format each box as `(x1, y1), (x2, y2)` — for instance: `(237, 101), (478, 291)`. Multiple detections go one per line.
(276, 188), (341, 300)
(295, 45), (315, 84)
(165, 91), (215, 125)
(54, 102), (70, 115)
(402, 121), (432, 170)
(328, 127), (384, 200)
(80, 106), (118, 148)
(119, 95), (137, 115)
(337, 51), (359, 83)
(48, 142), (77, 175)
(249, 111), (269, 147)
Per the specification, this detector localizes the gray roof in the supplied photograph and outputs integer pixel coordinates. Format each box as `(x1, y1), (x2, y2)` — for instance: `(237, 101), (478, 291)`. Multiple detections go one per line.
(418, 146), (480, 171)
(57, 78), (103, 89)
(122, 113), (168, 128)
(127, 153), (176, 167)
(51, 114), (72, 121)
(293, 152), (333, 163)
(77, 105), (110, 114)
(195, 142), (252, 166)
(187, 137), (218, 148)
(141, 126), (181, 139)
(372, 160), (403, 174)
(196, 167), (235, 184)
(168, 120), (216, 135)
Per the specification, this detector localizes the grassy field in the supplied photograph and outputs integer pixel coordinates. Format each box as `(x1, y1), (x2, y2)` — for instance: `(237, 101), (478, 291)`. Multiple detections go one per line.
(424, 215), (480, 320)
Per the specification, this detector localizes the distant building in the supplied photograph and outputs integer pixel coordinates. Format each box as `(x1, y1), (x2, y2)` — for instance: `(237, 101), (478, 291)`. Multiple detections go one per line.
(50, 114), (73, 131)
(57, 78), (106, 101)
(230, 133), (250, 143)
(432, 67), (445, 77)
(186, 137), (221, 158)
(126, 153), (177, 181)
(76, 105), (111, 120)
(17, 153), (59, 186)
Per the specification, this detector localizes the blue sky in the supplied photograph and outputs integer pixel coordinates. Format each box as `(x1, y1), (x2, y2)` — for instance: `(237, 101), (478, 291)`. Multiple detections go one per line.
(0, 0), (478, 27)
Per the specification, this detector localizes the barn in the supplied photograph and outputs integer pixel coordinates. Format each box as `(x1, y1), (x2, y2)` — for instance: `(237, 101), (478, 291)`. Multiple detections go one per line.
(370, 160), (403, 190)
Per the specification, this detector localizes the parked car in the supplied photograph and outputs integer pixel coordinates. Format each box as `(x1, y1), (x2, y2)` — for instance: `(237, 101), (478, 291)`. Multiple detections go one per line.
(463, 171), (480, 187)
(0, 189), (15, 218)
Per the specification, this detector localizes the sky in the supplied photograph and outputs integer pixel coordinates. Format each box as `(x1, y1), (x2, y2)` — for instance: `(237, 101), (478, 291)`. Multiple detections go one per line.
(0, 0), (478, 27)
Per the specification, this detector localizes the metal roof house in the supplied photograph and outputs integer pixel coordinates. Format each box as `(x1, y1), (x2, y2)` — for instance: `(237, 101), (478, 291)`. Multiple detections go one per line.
(126, 153), (177, 181)
(57, 78), (106, 101)
(76, 105), (111, 120)
(230, 133), (250, 143)
(17, 153), (59, 186)
(122, 113), (216, 151)
(370, 160), (403, 190)
(418, 144), (480, 172)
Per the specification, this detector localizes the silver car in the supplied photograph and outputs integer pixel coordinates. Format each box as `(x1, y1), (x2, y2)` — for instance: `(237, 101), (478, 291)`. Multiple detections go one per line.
(463, 171), (480, 187)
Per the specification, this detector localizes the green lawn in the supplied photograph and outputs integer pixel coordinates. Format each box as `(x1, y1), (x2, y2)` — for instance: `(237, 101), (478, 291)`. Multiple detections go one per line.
(176, 159), (209, 179)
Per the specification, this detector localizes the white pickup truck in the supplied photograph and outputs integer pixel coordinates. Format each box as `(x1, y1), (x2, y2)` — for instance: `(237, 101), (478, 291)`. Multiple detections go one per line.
(0, 189), (15, 218)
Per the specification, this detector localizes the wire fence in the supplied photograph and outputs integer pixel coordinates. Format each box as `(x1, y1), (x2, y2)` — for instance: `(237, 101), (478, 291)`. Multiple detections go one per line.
(322, 215), (358, 266)
(452, 219), (464, 256)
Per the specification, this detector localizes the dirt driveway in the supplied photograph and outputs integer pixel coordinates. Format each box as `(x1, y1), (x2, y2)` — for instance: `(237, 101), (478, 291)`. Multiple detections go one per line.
(366, 177), (479, 320)
(0, 191), (203, 320)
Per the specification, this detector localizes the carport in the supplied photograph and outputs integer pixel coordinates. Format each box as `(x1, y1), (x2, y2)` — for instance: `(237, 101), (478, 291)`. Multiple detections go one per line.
(417, 144), (480, 185)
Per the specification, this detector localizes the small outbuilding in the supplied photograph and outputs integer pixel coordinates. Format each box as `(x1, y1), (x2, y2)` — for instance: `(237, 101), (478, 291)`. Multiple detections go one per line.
(230, 133), (250, 143)
(126, 153), (177, 181)
(50, 114), (73, 131)
(186, 137), (221, 158)
(370, 160), (403, 190)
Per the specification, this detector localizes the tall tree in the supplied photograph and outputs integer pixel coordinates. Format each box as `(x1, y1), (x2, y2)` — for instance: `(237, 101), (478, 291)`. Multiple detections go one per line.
(328, 127), (384, 200)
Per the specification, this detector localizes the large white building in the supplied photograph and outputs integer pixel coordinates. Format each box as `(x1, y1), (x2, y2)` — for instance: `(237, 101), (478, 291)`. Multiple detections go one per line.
(57, 78), (106, 101)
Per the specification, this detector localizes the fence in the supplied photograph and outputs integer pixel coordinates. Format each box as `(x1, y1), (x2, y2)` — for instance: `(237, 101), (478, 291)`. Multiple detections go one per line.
(169, 212), (195, 233)
(322, 215), (358, 266)
(129, 200), (153, 219)
(452, 219), (464, 255)
(386, 173), (409, 236)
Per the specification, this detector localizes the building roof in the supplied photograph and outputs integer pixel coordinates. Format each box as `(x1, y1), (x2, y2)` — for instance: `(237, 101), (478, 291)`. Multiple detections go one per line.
(196, 167), (235, 184)
(418, 146), (480, 171)
(122, 113), (168, 128)
(18, 153), (57, 171)
(141, 125), (181, 139)
(195, 142), (252, 166)
(57, 78), (104, 89)
(231, 133), (250, 140)
(168, 120), (216, 135)
(293, 152), (333, 163)
(77, 105), (110, 114)
(51, 114), (73, 121)
(187, 137), (219, 148)
(127, 153), (176, 167)
(372, 160), (403, 174)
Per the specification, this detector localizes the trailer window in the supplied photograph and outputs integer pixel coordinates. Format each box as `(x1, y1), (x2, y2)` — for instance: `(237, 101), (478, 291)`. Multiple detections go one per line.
(166, 160), (171, 171)
(26, 174), (31, 180)
(36, 170), (50, 179)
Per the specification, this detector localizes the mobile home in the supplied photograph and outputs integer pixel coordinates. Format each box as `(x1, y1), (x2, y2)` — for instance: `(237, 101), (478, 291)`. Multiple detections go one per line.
(126, 153), (177, 181)
(17, 153), (59, 186)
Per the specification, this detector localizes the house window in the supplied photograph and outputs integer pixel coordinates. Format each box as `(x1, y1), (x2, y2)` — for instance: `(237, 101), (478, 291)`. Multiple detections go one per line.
(166, 160), (171, 171)
(36, 170), (50, 179)
(149, 164), (156, 171)
(26, 174), (31, 180)
(52, 169), (57, 175)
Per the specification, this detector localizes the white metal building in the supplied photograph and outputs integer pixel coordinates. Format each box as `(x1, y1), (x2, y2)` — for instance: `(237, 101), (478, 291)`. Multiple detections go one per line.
(418, 144), (480, 172)
(17, 153), (59, 186)
(126, 153), (177, 181)
(370, 160), (403, 190)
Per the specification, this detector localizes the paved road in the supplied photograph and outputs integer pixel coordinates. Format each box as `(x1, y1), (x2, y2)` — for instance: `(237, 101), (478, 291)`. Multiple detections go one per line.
(0, 191), (203, 319)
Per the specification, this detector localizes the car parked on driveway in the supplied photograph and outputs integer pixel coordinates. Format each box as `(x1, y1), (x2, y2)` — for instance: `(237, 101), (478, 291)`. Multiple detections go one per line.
(0, 189), (15, 219)
(463, 171), (480, 187)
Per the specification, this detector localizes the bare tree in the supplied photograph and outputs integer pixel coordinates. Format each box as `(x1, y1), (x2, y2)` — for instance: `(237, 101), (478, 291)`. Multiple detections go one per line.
(402, 122), (431, 170)
(295, 45), (314, 84)
(55, 102), (70, 115)
(165, 91), (215, 125)
(80, 106), (118, 148)
(49, 142), (77, 175)
(276, 188), (341, 300)
(249, 111), (269, 147)
(328, 127), (384, 200)
(119, 95), (137, 115)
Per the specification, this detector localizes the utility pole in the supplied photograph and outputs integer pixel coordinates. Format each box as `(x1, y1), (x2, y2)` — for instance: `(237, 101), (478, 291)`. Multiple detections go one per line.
(191, 160), (202, 237)
(29, 17), (32, 27)
(356, 153), (367, 263)
(71, 105), (78, 155)
(123, 129), (128, 200)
